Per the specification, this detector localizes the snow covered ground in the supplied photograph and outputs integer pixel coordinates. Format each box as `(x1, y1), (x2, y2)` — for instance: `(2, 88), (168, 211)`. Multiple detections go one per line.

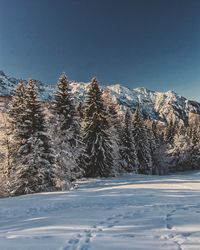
(0, 172), (200, 250)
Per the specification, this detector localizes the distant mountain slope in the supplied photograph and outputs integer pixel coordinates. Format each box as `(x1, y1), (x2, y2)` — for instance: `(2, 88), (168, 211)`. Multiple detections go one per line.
(1, 70), (200, 123)
(0, 70), (54, 100)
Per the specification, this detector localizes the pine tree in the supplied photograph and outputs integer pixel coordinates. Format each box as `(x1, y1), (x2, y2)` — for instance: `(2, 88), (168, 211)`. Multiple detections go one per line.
(145, 119), (158, 174)
(102, 89), (120, 130)
(119, 110), (138, 172)
(0, 100), (15, 196)
(188, 122), (200, 169)
(53, 74), (75, 130)
(132, 108), (152, 174)
(172, 125), (193, 171)
(9, 81), (27, 141)
(1, 112), (13, 182)
(77, 102), (84, 121)
(102, 90), (121, 173)
(6, 81), (27, 192)
(151, 120), (160, 143)
(9, 80), (55, 195)
(145, 120), (157, 155)
(189, 122), (200, 146)
(164, 118), (176, 145)
(83, 78), (113, 177)
(52, 74), (85, 189)
(148, 120), (169, 175)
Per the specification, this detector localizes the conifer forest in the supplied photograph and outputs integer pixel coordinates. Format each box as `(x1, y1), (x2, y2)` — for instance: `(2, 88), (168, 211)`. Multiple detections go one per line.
(0, 75), (199, 197)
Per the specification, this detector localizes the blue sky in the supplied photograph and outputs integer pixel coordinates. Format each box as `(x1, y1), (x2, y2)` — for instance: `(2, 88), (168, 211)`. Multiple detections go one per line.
(0, 0), (200, 101)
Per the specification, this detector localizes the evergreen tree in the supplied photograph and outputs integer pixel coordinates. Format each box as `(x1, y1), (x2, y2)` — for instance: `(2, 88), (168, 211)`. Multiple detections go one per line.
(151, 120), (160, 144)
(0, 100), (15, 196)
(108, 104), (121, 131)
(145, 120), (157, 155)
(189, 122), (200, 146)
(119, 110), (138, 172)
(9, 81), (27, 141)
(145, 119), (158, 174)
(9, 80), (55, 195)
(52, 74), (85, 189)
(132, 108), (152, 174)
(83, 78), (113, 177)
(102, 90), (121, 173)
(53, 74), (75, 133)
(6, 81), (27, 192)
(77, 102), (84, 121)
(150, 121), (169, 174)
(1, 113), (11, 178)
(171, 125), (193, 171)
(188, 122), (200, 169)
(102, 89), (120, 131)
(164, 118), (176, 145)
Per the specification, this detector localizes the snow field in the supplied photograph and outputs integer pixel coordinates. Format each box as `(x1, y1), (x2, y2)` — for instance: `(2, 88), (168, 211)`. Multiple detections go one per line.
(0, 172), (200, 250)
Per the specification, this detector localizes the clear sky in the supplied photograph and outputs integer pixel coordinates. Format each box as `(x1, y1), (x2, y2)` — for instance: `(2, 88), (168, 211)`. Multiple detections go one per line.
(0, 0), (200, 101)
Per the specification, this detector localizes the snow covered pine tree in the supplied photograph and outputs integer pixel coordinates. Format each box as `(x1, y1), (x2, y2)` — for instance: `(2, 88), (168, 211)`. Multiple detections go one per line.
(119, 110), (138, 172)
(164, 118), (176, 145)
(188, 121), (200, 169)
(132, 108), (152, 174)
(6, 81), (27, 181)
(83, 78), (113, 177)
(52, 73), (84, 189)
(102, 89), (121, 173)
(9, 80), (55, 195)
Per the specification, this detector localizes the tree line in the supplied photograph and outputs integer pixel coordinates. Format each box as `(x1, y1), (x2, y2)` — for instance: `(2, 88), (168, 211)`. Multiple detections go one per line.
(0, 74), (200, 196)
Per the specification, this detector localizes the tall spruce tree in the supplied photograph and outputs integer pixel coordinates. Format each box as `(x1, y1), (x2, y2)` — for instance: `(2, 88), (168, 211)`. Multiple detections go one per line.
(6, 81), (27, 192)
(119, 110), (138, 172)
(164, 118), (176, 145)
(107, 104), (121, 173)
(188, 122), (200, 169)
(9, 81), (27, 141)
(9, 80), (55, 195)
(53, 74), (75, 131)
(77, 102), (84, 121)
(52, 74), (85, 189)
(145, 119), (157, 174)
(102, 90), (121, 173)
(83, 78), (113, 177)
(132, 108), (152, 174)
(171, 125), (193, 171)
(1, 100), (15, 195)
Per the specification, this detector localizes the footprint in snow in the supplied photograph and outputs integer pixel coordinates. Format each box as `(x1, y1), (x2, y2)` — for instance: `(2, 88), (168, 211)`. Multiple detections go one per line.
(165, 210), (176, 230)
(107, 217), (114, 221)
(115, 214), (123, 218)
(166, 223), (173, 230)
(68, 238), (79, 244)
(80, 245), (89, 250)
(62, 213), (125, 250)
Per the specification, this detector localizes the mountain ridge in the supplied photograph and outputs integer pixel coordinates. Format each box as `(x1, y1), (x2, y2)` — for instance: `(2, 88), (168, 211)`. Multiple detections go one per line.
(0, 70), (200, 124)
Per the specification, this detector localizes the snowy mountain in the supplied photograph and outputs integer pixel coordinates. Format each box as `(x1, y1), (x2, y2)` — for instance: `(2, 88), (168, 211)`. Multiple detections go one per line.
(1, 70), (200, 123)
(105, 84), (200, 123)
(0, 70), (54, 100)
